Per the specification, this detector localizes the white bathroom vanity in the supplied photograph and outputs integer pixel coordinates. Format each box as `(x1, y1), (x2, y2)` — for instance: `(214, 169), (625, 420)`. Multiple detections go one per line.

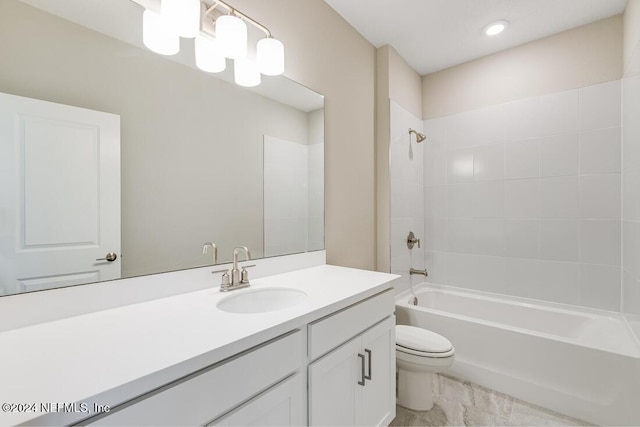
(0, 255), (398, 426)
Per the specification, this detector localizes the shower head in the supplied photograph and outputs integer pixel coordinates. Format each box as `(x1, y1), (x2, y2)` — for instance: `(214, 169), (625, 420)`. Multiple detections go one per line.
(408, 128), (426, 143)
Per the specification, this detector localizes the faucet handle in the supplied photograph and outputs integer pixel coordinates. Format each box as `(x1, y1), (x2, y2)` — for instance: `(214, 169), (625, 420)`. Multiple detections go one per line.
(212, 268), (231, 288)
(407, 232), (421, 249)
(240, 264), (256, 284)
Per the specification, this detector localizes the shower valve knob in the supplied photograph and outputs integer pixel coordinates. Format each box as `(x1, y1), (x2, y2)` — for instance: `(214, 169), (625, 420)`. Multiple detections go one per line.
(407, 231), (420, 249)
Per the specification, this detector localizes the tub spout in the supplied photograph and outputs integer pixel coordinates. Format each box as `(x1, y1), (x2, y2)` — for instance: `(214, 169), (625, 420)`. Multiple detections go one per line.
(410, 268), (428, 276)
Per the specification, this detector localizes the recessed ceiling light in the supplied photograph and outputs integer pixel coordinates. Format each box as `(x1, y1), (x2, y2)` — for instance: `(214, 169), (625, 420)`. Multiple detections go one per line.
(484, 20), (508, 36)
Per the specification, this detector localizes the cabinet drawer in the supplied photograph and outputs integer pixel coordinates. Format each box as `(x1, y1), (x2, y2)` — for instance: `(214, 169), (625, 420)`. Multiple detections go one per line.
(210, 374), (303, 426)
(87, 330), (302, 426)
(308, 290), (394, 360)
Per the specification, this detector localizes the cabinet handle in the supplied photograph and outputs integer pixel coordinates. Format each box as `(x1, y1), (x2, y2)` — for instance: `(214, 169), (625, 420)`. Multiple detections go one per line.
(357, 353), (366, 386)
(364, 349), (372, 380)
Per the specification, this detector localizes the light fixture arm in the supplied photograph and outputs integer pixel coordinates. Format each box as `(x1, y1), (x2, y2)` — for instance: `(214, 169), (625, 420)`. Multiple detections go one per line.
(205, 0), (272, 38)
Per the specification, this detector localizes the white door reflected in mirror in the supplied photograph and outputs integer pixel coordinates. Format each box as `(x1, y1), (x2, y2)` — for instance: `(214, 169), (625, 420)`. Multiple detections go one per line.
(0, 92), (121, 295)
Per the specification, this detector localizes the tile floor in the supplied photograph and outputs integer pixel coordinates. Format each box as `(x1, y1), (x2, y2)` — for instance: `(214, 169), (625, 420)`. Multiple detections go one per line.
(390, 374), (591, 427)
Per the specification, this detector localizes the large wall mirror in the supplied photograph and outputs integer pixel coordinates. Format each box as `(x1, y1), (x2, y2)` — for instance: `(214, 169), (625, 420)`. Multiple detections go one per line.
(0, 0), (324, 297)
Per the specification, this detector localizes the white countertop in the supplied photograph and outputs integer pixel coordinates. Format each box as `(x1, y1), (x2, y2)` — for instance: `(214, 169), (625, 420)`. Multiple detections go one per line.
(0, 264), (397, 426)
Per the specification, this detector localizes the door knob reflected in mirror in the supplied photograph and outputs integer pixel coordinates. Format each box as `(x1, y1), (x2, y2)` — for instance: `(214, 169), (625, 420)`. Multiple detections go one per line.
(96, 252), (118, 262)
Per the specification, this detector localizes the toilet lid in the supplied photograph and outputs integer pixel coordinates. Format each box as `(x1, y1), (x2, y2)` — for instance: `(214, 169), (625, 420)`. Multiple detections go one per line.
(396, 325), (453, 353)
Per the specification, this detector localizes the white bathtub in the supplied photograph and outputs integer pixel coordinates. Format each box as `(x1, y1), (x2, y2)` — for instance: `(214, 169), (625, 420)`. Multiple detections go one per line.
(395, 284), (640, 426)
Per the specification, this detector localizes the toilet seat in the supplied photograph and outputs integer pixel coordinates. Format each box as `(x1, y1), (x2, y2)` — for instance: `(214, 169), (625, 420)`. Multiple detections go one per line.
(396, 345), (455, 359)
(395, 325), (454, 358)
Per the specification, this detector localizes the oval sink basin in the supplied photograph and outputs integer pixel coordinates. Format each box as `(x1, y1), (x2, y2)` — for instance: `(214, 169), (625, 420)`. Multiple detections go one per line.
(216, 287), (307, 314)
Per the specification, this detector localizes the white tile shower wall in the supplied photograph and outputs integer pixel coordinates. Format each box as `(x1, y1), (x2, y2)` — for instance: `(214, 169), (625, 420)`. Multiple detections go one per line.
(307, 109), (324, 252)
(308, 142), (324, 251)
(390, 100), (425, 294)
(263, 136), (309, 257)
(623, 42), (640, 315)
(423, 81), (622, 310)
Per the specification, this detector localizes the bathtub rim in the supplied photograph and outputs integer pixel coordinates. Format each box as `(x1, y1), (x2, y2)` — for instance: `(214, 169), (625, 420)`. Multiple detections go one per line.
(396, 282), (640, 359)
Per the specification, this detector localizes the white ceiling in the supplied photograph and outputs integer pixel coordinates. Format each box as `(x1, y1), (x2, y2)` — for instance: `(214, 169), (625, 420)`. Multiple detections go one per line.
(324, 0), (629, 75)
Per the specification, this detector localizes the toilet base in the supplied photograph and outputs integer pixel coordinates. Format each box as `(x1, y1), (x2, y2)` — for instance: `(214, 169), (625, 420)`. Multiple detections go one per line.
(397, 368), (434, 411)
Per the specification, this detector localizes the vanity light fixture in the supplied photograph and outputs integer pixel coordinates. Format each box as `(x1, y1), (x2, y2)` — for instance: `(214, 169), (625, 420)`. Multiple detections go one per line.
(257, 37), (285, 76)
(216, 14), (248, 59)
(234, 57), (261, 87)
(205, 1), (286, 83)
(195, 35), (226, 73)
(484, 20), (508, 36)
(139, 0), (285, 87)
(142, 9), (180, 56)
(163, 0), (201, 38)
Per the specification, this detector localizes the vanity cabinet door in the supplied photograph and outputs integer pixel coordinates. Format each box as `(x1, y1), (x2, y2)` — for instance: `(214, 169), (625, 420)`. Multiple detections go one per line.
(359, 316), (395, 427)
(308, 316), (395, 427)
(308, 337), (362, 426)
(210, 374), (303, 426)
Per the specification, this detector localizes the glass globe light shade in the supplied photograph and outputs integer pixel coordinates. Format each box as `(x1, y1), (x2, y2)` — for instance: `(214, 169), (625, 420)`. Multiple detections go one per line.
(162, 0), (201, 39)
(195, 36), (226, 73)
(143, 9), (179, 56)
(216, 15), (247, 59)
(257, 37), (284, 76)
(234, 58), (261, 87)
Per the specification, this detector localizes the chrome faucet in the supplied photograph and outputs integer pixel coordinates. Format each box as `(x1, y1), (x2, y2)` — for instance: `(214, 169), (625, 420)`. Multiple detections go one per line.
(231, 246), (251, 287)
(410, 268), (428, 277)
(202, 242), (218, 265)
(212, 246), (255, 292)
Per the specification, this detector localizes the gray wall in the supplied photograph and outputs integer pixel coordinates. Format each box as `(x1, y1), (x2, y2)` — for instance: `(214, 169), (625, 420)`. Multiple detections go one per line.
(422, 15), (623, 119)
(235, 0), (377, 270)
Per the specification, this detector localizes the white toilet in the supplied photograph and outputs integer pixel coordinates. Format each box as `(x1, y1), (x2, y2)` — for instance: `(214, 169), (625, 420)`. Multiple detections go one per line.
(396, 325), (455, 411)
